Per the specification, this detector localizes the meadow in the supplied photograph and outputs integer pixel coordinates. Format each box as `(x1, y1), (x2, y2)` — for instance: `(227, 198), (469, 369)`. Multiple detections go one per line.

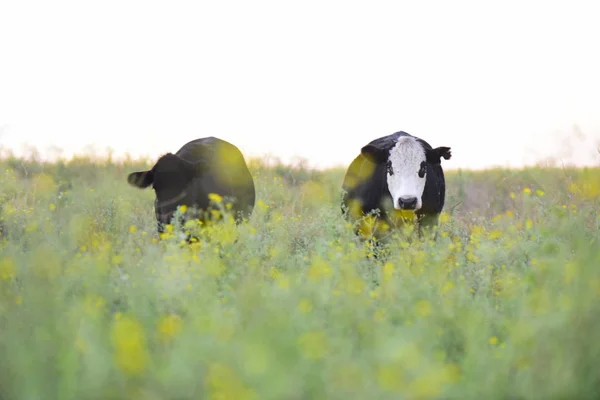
(0, 154), (599, 399)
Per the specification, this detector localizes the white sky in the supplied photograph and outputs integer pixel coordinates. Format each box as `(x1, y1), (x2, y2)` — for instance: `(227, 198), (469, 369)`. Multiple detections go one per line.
(1, 0), (599, 170)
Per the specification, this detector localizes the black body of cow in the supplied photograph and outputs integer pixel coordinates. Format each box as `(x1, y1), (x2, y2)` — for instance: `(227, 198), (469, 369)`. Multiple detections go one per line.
(127, 137), (255, 234)
(341, 131), (451, 239)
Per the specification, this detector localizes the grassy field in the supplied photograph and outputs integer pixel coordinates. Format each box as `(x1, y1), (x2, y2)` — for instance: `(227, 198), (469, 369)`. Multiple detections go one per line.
(0, 155), (599, 399)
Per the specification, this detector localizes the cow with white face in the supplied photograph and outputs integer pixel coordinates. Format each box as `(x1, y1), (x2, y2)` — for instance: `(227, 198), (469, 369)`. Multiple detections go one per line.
(342, 131), (451, 239)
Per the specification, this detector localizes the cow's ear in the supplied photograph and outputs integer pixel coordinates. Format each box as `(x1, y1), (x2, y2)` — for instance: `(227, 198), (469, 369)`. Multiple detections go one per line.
(426, 146), (452, 164)
(127, 170), (154, 188)
(361, 144), (388, 164)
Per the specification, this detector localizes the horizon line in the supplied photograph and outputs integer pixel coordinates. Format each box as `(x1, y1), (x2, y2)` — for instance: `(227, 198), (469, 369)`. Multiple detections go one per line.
(1, 144), (598, 172)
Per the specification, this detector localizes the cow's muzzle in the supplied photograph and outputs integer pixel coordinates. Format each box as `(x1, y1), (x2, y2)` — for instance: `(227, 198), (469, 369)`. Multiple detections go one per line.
(398, 196), (418, 210)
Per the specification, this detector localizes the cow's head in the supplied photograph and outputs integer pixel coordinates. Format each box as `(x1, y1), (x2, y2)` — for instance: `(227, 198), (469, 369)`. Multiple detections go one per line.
(361, 136), (451, 211)
(127, 153), (196, 230)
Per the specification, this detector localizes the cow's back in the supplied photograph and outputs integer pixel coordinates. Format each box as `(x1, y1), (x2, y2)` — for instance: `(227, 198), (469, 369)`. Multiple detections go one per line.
(177, 137), (255, 216)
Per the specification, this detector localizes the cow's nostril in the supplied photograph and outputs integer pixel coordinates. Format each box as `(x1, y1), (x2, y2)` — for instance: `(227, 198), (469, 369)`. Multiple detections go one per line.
(398, 196), (417, 210)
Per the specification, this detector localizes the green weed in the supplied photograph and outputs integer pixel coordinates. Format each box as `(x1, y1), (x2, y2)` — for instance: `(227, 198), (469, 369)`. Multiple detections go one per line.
(0, 157), (599, 399)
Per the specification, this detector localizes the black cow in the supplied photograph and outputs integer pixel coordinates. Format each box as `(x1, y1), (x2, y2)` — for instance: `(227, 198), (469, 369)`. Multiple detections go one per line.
(127, 137), (255, 234)
(342, 131), (451, 240)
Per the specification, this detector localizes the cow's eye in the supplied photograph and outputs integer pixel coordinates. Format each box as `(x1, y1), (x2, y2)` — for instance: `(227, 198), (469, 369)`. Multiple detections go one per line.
(386, 160), (393, 175)
(418, 162), (427, 178)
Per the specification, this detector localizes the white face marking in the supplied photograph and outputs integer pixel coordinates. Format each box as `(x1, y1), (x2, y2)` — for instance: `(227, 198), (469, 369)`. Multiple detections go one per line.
(386, 137), (427, 210)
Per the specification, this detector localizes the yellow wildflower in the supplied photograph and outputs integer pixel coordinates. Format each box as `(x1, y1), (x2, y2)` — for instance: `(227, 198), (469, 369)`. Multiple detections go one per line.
(489, 336), (498, 345)
(256, 199), (270, 211)
(346, 275), (365, 295)
(297, 331), (329, 360)
(488, 229), (502, 240)
(48, 203), (56, 211)
(111, 314), (150, 375)
(278, 275), (290, 289)
(307, 256), (332, 281)
(268, 267), (280, 280)
(407, 372), (442, 399)
(297, 299), (313, 313)
(32, 173), (56, 195)
(523, 187), (531, 194)
(439, 212), (451, 224)
(205, 363), (256, 400)
(415, 300), (432, 317)
(0, 257), (15, 280)
(569, 179), (600, 199)
(377, 364), (404, 391)
(466, 252), (479, 262)
(129, 225), (137, 233)
(382, 262), (394, 282)
(441, 281), (454, 295)
(83, 294), (106, 318)
(157, 314), (183, 343)
(471, 225), (484, 236)
(358, 215), (378, 239)
(206, 258), (225, 277)
(407, 364), (459, 398)
(525, 219), (533, 230)
(208, 193), (223, 203)
(373, 309), (387, 322)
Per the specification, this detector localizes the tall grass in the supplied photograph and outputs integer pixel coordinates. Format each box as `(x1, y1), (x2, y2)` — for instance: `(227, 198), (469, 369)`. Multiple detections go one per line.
(0, 155), (599, 399)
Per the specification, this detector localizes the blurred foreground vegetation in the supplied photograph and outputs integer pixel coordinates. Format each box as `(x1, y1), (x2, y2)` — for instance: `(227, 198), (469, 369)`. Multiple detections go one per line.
(0, 154), (599, 399)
